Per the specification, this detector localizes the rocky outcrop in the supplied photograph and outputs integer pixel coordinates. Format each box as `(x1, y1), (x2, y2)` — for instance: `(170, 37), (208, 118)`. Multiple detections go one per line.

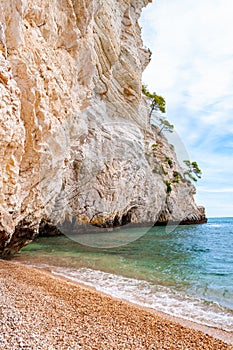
(0, 0), (206, 256)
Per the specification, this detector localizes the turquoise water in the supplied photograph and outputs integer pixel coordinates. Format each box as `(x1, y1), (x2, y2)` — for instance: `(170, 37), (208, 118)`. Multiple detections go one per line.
(13, 217), (233, 331)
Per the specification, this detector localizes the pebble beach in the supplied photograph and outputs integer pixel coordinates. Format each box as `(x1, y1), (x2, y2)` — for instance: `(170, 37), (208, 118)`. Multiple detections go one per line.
(0, 260), (232, 350)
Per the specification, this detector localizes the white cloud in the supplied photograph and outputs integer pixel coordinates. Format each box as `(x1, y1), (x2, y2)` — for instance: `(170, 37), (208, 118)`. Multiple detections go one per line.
(141, 0), (233, 119)
(140, 0), (233, 217)
(198, 188), (233, 193)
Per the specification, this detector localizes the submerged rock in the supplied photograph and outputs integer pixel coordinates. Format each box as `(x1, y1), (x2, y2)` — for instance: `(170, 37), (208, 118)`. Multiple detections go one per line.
(0, 0), (206, 256)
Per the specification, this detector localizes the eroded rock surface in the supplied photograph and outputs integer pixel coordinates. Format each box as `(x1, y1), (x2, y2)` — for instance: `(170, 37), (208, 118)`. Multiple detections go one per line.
(0, 0), (206, 255)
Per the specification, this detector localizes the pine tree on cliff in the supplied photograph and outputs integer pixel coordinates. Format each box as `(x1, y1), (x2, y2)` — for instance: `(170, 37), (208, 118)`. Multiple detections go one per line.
(142, 85), (173, 134)
(142, 84), (166, 119)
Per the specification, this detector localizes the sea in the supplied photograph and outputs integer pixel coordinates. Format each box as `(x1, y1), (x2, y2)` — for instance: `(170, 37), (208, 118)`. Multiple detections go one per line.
(12, 217), (233, 332)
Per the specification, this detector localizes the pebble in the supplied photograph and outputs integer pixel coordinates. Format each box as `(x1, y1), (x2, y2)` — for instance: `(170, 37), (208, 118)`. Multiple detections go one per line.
(0, 261), (232, 350)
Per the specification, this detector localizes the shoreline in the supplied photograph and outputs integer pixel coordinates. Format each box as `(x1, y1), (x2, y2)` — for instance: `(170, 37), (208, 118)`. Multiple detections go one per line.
(48, 265), (233, 341)
(0, 260), (232, 349)
(51, 268), (233, 345)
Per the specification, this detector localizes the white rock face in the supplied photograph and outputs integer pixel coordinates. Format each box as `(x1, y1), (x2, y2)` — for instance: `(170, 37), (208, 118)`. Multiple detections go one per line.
(0, 0), (205, 255)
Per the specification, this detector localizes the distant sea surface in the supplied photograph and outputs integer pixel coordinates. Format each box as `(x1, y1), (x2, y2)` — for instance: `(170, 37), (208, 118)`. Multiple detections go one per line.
(13, 217), (233, 332)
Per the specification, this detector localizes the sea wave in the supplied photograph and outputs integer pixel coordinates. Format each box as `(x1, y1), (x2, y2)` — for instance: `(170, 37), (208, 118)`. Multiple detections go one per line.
(34, 264), (233, 332)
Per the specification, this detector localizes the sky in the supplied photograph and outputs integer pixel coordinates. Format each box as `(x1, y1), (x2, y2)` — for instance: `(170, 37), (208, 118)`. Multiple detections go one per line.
(140, 0), (233, 218)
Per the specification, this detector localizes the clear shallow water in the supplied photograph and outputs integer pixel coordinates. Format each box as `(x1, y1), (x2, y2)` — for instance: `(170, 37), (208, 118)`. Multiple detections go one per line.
(13, 217), (233, 331)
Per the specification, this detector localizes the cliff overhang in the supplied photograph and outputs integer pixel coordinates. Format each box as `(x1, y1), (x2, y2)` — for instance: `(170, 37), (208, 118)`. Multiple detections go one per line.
(0, 0), (206, 256)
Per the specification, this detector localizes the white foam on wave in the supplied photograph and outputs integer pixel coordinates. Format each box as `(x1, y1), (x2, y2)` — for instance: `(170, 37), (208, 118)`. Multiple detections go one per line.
(44, 265), (233, 332)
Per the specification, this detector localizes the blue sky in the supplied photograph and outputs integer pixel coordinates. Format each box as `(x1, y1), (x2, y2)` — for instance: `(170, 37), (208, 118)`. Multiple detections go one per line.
(140, 0), (233, 218)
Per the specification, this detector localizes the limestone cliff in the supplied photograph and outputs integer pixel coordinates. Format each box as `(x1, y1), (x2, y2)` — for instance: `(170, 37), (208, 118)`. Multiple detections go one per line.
(0, 0), (206, 256)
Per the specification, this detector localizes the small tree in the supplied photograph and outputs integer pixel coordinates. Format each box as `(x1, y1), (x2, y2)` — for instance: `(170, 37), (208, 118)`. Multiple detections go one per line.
(183, 160), (202, 182)
(164, 180), (172, 193)
(164, 156), (173, 167)
(172, 171), (182, 183)
(142, 84), (166, 120)
(142, 85), (174, 136)
(158, 118), (174, 135)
